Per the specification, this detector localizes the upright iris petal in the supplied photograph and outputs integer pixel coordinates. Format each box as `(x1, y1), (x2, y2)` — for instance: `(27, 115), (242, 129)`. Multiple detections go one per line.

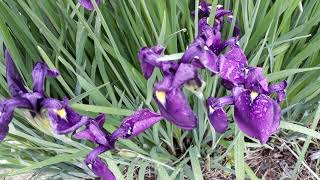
(244, 67), (269, 93)
(219, 45), (248, 86)
(111, 109), (163, 139)
(85, 147), (115, 180)
(5, 49), (28, 97)
(232, 87), (281, 144)
(154, 75), (198, 130)
(32, 62), (59, 95)
(79, 0), (101, 10)
(138, 45), (164, 79)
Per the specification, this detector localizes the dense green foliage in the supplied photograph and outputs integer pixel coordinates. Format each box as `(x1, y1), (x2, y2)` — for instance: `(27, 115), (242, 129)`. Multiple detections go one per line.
(0, 0), (320, 179)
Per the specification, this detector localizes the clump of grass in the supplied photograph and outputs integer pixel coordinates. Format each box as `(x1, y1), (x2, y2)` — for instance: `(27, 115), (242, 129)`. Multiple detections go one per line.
(0, 0), (320, 179)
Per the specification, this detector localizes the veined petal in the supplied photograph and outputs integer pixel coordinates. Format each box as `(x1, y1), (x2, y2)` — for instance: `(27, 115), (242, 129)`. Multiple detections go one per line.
(154, 86), (198, 130)
(78, 0), (101, 10)
(32, 62), (59, 95)
(181, 38), (205, 63)
(232, 87), (281, 144)
(5, 49), (28, 97)
(172, 63), (198, 88)
(219, 55), (246, 85)
(197, 49), (220, 73)
(244, 67), (269, 93)
(47, 99), (86, 134)
(138, 45), (164, 79)
(74, 114), (111, 146)
(0, 98), (32, 141)
(111, 109), (162, 139)
(85, 145), (115, 180)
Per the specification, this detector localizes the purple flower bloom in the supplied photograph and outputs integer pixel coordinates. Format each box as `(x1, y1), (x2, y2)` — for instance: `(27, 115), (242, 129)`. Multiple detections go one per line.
(232, 87), (281, 144)
(75, 110), (162, 179)
(207, 85), (283, 144)
(0, 50), (63, 141)
(111, 109), (162, 139)
(154, 72), (198, 130)
(79, 0), (101, 10)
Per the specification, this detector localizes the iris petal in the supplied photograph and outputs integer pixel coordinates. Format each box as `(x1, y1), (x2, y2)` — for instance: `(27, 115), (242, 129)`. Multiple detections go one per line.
(0, 98), (32, 141)
(78, 0), (101, 10)
(232, 87), (281, 144)
(111, 109), (162, 139)
(5, 50), (28, 97)
(85, 145), (115, 180)
(138, 46), (164, 79)
(47, 99), (87, 134)
(32, 62), (59, 96)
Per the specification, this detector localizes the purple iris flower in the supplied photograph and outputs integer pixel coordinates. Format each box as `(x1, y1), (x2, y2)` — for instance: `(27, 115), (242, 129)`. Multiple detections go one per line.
(207, 85), (284, 144)
(153, 63), (199, 130)
(78, 0), (101, 10)
(74, 109), (163, 180)
(0, 50), (62, 141)
(207, 57), (287, 144)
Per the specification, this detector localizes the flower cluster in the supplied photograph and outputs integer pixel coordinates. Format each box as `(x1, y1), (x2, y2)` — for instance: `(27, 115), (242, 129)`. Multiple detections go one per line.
(0, 50), (163, 179)
(138, 1), (286, 144)
(0, 1), (288, 179)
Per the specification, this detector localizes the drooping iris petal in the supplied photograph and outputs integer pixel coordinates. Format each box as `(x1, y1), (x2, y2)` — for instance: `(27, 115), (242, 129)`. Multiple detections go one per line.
(244, 67), (269, 93)
(232, 87), (281, 144)
(154, 76), (198, 130)
(74, 114), (111, 146)
(111, 109), (162, 140)
(79, 0), (101, 10)
(207, 97), (230, 133)
(0, 98), (32, 141)
(85, 145), (115, 180)
(5, 50), (28, 97)
(47, 98), (88, 134)
(138, 45), (164, 79)
(32, 62), (59, 95)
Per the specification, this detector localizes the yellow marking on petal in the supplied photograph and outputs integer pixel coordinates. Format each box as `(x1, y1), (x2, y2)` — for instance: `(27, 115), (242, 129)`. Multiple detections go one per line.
(55, 108), (67, 119)
(155, 91), (166, 106)
(215, 19), (220, 24)
(250, 91), (259, 101)
(217, 4), (223, 8)
(209, 106), (215, 114)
